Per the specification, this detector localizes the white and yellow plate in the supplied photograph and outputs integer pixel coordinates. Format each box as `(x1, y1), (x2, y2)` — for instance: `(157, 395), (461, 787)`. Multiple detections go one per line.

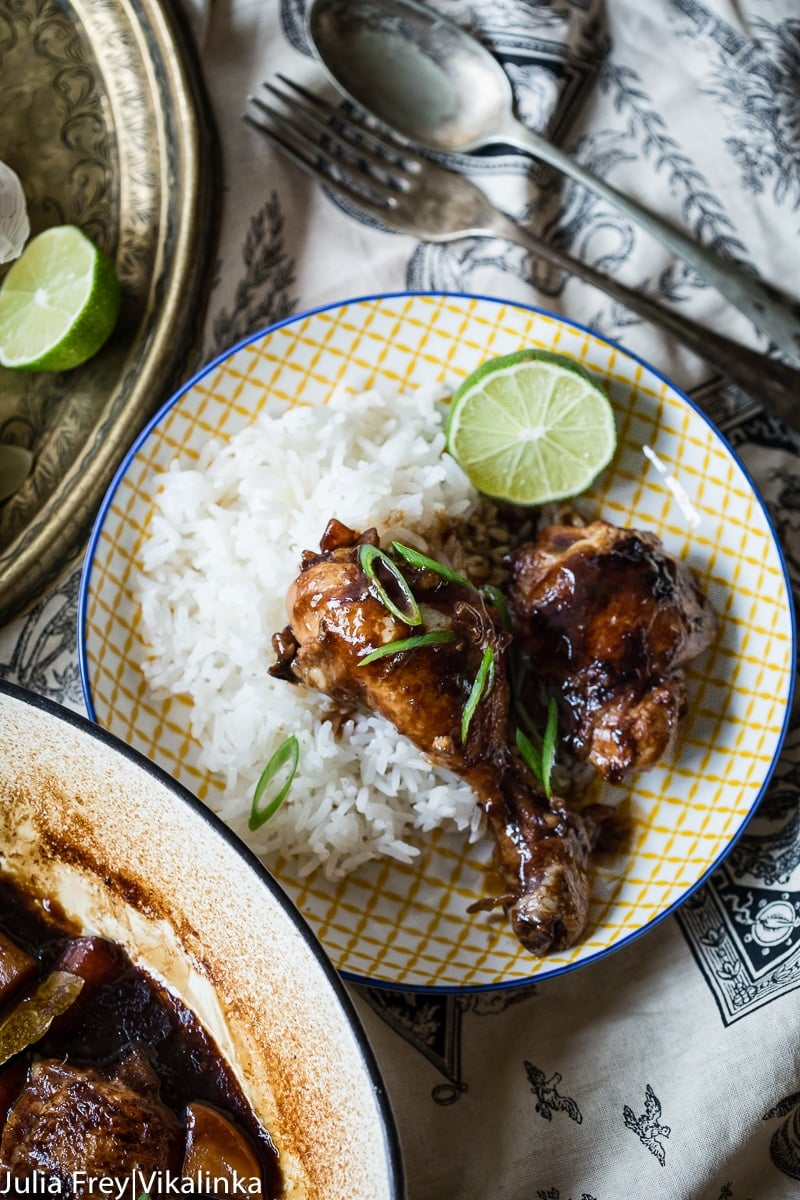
(78, 292), (795, 991)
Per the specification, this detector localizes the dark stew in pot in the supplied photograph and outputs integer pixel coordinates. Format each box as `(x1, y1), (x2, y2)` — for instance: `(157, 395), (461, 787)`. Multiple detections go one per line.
(0, 876), (281, 1198)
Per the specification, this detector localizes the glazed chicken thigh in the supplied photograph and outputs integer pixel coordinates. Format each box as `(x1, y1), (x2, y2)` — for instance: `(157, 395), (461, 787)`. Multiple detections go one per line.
(272, 518), (597, 955)
(508, 520), (716, 782)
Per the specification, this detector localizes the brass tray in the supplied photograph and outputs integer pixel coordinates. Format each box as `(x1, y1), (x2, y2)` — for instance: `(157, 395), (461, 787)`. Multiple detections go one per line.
(0, 0), (219, 623)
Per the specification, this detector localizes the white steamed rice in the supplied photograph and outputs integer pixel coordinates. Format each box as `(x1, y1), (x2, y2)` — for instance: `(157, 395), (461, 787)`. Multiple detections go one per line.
(137, 383), (488, 879)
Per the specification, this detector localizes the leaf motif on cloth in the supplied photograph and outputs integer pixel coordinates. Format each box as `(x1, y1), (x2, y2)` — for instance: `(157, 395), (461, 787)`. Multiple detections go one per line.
(524, 1061), (582, 1123)
(279, 0), (311, 55)
(0, 568), (82, 703)
(622, 1083), (670, 1166)
(599, 58), (749, 260)
(208, 194), (298, 359)
(670, 1), (800, 207)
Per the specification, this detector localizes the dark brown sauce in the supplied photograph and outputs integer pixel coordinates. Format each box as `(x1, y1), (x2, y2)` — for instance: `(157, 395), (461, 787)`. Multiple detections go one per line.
(0, 877), (282, 1199)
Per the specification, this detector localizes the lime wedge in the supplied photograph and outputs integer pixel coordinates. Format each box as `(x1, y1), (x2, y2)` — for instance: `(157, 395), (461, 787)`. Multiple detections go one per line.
(0, 225), (121, 372)
(445, 349), (617, 505)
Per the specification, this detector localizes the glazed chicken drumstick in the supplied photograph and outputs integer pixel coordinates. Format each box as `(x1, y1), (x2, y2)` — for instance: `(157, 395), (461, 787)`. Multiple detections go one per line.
(271, 518), (598, 955)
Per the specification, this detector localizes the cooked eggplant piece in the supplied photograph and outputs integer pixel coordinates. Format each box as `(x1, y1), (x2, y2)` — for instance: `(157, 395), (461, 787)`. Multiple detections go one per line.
(182, 1101), (263, 1191)
(53, 935), (127, 985)
(46, 936), (127, 1041)
(0, 932), (35, 1008)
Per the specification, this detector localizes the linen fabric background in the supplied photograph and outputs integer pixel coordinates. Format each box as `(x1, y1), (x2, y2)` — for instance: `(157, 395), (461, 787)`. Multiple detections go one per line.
(3, 1), (800, 1197)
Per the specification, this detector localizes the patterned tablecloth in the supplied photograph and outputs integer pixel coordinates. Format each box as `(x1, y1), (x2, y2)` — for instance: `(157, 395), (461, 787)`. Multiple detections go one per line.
(3, 1), (800, 1197)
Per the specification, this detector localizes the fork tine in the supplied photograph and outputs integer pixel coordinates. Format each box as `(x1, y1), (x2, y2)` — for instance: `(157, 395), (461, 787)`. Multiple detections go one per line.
(262, 77), (418, 187)
(243, 98), (396, 216)
(247, 94), (393, 206)
(273, 74), (418, 163)
(242, 111), (384, 213)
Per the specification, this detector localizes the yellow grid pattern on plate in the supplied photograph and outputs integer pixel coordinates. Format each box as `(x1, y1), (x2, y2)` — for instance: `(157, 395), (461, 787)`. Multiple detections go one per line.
(84, 295), (794, 989)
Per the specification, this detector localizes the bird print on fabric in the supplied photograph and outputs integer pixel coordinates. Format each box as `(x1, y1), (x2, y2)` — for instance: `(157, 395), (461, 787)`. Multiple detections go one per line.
(623, 1084), (671, 1165)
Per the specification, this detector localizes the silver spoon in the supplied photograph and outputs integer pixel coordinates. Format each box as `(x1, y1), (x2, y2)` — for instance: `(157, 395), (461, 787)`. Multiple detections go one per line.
(308, 0), (800, 361)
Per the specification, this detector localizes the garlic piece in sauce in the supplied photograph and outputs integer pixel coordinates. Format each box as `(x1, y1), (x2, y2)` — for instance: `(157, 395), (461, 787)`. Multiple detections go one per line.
(0, 162), (30, 265)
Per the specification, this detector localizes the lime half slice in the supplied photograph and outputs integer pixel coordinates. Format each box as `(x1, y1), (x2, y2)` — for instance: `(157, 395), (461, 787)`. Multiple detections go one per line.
(0, 225), (121, 372)
(446, 349), (617, 505)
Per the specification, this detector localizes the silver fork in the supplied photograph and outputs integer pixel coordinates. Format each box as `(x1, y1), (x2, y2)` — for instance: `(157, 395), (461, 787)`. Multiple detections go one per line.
(244, 77), (800, 433)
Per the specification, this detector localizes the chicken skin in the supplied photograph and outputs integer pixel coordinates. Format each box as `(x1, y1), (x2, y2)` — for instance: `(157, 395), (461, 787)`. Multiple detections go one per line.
(467, 770), (598, 956)
(508, 520), (716, 783)
(272, 518), (509, 773)
(272, 518), (598, 955)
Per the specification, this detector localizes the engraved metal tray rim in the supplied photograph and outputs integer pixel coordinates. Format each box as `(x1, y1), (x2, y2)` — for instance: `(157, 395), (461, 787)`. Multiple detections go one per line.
(0, 0), (220, 623)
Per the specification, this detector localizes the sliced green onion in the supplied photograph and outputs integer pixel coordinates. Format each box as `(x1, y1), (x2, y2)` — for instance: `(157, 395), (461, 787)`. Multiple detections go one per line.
(249, 735), (299, 830)
(358, 543), (422, 626)
(359, 629), (455, 667)
(482, 584), (511, 631)
(461, 644), (495, 743)
(540, 698), (559, 800)
(391, 541), (475, 590)
(515, 699), (559, 799)
(486, 653), (496, 694)
(516, 726), (543, 785)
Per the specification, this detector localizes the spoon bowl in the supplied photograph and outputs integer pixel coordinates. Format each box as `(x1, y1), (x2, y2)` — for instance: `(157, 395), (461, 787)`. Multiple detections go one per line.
(308, 0), (511, 152)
